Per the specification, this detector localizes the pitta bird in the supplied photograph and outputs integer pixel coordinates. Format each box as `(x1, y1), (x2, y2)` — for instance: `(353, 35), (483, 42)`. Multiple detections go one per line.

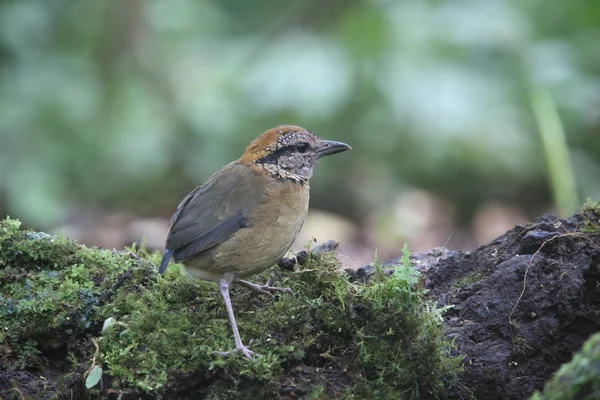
(158, 125), (351, 357)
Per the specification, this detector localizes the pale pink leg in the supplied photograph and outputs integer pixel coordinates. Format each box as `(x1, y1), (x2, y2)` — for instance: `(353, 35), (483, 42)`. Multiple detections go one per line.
(214, 273), (257, 358)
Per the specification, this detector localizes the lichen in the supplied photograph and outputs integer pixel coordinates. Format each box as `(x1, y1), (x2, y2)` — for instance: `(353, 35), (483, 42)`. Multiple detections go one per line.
(530, 332), (600, 400)
(0, 217), (462, 399)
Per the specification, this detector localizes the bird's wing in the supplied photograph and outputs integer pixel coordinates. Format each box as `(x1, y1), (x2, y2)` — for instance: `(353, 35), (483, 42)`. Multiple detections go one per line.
(166, 162), (268, 262)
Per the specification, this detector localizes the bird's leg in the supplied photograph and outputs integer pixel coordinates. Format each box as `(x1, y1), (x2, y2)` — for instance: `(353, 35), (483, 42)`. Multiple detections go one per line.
(235, 278), (294, 297)
(214, 273), (257, 358)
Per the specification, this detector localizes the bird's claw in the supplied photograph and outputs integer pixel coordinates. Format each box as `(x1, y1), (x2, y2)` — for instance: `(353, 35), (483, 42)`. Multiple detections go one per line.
(251, 284), (293, 297)
(236, 279), (294, 297)
(214, 345), (259, 359)
(268, 285), (293, 295)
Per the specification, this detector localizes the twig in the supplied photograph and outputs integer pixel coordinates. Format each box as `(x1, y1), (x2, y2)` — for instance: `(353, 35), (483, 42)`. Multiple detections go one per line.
(83, 338), (101, 380)
(508, 232), (582, 328)
(97, 268), (134, 306)
(9, 387), (25, 400)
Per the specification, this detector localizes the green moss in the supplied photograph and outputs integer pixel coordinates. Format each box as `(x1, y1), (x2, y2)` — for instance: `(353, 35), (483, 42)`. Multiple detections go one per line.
(581, 198), (600, 235)
(0, 218), (462, 399)
(0, 218), (153, 372)
(530, 332), (600, 400)
(450, 270), (487, 291)
(581, 198), (600, 215)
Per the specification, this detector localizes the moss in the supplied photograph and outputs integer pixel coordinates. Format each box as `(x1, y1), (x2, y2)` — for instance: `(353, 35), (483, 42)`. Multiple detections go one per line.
(512, 337), (533, 357)
(0, 217), (462, 399)
(0, 219), (152, 372)
(449, 270), (486, 292)
(530, 332), (600, 400)
(581, 199), (600, 234)
(581, 198), (600, 215)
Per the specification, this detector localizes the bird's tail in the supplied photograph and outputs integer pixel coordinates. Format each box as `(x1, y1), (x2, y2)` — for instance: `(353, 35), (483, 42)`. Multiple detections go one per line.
(158, 249), (172, 275)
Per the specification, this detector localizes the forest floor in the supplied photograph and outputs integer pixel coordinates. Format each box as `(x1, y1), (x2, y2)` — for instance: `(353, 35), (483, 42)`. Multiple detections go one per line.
(1, 203), (600, 399)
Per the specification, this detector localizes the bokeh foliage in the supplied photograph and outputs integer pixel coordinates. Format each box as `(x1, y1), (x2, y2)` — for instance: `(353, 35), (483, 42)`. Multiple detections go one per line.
(0, 0), (599, 227)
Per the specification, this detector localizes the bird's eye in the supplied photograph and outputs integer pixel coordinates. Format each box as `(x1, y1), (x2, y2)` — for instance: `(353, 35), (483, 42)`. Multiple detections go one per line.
(296, 143), (309, 153)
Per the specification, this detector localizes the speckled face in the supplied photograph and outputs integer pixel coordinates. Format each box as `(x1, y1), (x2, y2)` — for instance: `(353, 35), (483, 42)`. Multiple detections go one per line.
(255, 129), (322, 182)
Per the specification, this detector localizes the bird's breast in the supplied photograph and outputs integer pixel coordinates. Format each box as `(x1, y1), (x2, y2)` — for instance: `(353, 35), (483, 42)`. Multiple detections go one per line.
(213, 179), (309, 277)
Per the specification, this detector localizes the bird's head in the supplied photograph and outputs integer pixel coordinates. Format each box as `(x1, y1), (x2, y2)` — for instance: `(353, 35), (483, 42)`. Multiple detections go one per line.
(239, 125), (351, 182)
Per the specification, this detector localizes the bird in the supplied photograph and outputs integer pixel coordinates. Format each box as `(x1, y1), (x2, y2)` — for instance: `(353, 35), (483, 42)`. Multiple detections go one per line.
(158, 125), (351, 358)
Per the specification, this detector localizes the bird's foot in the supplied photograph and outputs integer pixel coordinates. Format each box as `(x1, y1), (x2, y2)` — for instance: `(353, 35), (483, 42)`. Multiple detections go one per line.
(236, 279), (293, 297)
(214, 344), (258, 359)
(254, 284), (293, 297)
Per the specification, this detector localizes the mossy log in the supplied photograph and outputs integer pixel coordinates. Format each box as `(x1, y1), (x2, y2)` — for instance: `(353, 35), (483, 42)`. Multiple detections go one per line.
(0, 219), (460, 399)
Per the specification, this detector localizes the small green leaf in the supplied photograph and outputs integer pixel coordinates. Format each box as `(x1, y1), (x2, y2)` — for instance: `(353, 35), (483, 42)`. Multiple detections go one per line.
(85, 365), (103, 389)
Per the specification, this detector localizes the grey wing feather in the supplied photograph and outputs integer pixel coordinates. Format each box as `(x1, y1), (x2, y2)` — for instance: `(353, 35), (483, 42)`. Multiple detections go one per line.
(173, 214), (246, 262)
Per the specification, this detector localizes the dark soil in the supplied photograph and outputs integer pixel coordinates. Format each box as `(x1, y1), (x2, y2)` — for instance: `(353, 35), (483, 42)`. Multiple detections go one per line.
(351, 211), (600, 399)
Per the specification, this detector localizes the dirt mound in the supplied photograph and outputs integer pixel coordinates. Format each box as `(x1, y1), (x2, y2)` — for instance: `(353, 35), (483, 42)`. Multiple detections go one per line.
(352, 209), (600, 399)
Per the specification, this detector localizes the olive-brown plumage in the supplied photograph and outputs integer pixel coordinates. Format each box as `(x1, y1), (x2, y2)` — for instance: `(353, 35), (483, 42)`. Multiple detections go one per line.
(159, 125), (351, 357)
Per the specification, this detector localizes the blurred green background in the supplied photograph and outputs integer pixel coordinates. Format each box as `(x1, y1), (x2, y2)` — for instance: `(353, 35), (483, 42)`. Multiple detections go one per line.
(1, 0), (599, 266)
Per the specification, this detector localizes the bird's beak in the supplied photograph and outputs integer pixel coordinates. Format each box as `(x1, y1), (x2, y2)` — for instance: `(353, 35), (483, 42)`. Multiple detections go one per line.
(317, 140), (352, 158)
